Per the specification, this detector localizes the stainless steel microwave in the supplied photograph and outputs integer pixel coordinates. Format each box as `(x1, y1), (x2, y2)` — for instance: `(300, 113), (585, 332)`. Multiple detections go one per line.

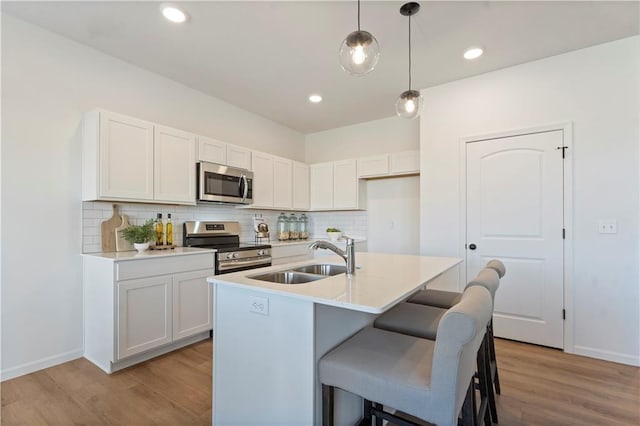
(197, 162), (253, 204)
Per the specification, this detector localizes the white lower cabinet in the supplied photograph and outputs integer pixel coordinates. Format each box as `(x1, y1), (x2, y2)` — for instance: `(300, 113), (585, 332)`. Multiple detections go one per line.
(172, 270), (214, 340)
(83, 252), (214, 373)
(117, 276), (173, 359)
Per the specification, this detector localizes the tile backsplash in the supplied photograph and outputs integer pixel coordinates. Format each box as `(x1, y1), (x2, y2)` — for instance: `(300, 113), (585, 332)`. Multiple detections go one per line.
(82, 201), (367, 253)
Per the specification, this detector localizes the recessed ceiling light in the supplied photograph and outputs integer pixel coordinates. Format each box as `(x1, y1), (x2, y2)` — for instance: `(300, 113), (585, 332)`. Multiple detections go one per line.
(309, 94), (323, 103)
(463, 47), (483, 60)
(161, 5), (188, 23)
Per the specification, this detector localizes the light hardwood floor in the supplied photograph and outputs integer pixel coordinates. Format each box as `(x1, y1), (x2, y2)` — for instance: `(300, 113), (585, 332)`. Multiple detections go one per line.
(1, 338), (638, 425)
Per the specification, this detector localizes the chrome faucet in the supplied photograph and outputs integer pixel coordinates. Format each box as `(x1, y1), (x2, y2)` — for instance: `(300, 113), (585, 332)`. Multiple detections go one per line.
(309, 237), (356, 275)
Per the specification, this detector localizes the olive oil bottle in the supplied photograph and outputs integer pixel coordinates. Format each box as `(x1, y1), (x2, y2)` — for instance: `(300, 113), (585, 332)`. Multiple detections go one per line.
(155, 213), (164, 246)
(166, 214), (173, 246)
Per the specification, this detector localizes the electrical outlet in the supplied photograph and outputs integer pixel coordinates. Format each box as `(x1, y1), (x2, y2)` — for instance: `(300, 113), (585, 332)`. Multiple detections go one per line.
(249, 296), (269, 315)
(598, 220), (617, 234)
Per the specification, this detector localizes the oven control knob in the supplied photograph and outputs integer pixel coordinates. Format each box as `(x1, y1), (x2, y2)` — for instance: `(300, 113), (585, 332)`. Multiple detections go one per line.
(232, 253), (240, 259)
(226, 253), (234, 260)
(257, 249), (264, 256)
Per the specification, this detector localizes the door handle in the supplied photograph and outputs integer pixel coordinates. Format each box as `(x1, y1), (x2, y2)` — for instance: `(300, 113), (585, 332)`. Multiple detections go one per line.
(468, 243), (477, 250)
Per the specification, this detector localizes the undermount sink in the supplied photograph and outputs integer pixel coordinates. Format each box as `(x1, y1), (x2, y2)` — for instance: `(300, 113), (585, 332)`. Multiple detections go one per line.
(249, 264), (347, 284)
(249, 271), (325, 284)
(291, 264), (347, 276)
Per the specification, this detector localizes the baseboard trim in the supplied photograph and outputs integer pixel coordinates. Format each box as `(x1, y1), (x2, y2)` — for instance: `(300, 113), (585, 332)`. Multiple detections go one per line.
(1, 348), (84, 382)
(573, 345), (640, 366)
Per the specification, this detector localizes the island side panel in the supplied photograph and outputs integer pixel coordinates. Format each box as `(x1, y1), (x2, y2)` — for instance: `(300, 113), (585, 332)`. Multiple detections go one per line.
(314, 303), (377, 425)
(213, 282), (315, 425)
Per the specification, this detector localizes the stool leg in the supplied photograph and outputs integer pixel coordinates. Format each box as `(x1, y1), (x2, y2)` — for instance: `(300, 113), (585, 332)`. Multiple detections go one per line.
(374, 403), (383, 426)
(484, 332), (499, 423)
(459, 377), (476, 426)
(477, 339), (493, 426)
(322, 384), (334, 426)
(488, 320), (501, 395)
(362, 399), (373, 426)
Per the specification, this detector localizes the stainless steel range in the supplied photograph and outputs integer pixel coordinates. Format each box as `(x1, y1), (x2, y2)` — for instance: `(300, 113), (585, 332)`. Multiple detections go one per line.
(183, 221), (271, 274)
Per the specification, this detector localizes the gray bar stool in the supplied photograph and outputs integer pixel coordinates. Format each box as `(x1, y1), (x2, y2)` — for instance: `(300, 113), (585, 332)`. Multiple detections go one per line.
(375, 268), (499, 424)
(409, 261), (504, 394)
(319, 285), (493, 426)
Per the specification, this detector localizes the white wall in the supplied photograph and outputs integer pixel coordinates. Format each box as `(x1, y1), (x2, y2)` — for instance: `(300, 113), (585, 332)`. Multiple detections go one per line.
(420, 36), (640, 365)
(366, 177), (420, 255)
(305, 116), (419, 164)
(0, 14), (306, 380)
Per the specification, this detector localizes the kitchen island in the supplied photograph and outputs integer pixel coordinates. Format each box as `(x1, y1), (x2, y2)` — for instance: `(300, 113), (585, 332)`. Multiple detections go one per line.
(208, 252), (461, 425)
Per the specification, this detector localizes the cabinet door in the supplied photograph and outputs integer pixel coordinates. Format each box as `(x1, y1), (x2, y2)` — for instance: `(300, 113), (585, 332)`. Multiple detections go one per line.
(273, 157), (293, 209)
(154, 125), (196, 204)
(227, 144), (252, 170)
(390, 150), (420, 175)
(357, 155), (389, 178)
(333, 159), (358, 209)
(292, 161), (310, 210)
(251, 151), (274, 207)
(197, 136), (227, 164)
(99, 111), (154, 200)
(173, 269), (214, 340)
(117, 276), (172, 360)
(309, 163), (333, 210)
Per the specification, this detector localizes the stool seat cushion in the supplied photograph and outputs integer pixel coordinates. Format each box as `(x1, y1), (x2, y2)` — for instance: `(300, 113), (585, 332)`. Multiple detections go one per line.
(319, 327), (437, 421)
(408, 289), (461, 309)
(374, 302), (445, 340)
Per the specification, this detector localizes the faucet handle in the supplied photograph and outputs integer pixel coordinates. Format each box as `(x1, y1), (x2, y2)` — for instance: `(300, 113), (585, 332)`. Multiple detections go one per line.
(338, 235), (355, 245)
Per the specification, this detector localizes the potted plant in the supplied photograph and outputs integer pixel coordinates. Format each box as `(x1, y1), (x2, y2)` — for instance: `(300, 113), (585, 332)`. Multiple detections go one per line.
(326, 227), (343, 242)
(122, 219), (156, 252)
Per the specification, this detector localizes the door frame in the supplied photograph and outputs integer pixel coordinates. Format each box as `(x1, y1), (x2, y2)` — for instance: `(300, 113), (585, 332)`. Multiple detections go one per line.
(458, 122), (574, 352)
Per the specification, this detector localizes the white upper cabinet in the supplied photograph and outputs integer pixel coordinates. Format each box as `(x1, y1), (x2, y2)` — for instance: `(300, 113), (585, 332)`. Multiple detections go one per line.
(93, 111), (154, 201)
(251, 151), (275, 207)
(227, 144), (252, 170)
(309, 162), (334, 210)
(83, 110), (196, 205)
(273, 157), (293, 209)
(251, 152), (293, 209)
(357, 155), (389, 178)
(292, 161), (310, 210)
(390, 150), (420, 175)
(310, 160), (365, 211)
(197, 136), (227, 164)
(154, 125), (196, 204)
(355, 150), (420, 179)
(333, 159), (359, 209)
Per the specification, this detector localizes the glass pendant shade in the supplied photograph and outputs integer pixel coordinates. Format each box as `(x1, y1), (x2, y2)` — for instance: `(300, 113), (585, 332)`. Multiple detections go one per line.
(339, 30), (380, 76)
(395, 89), (422, 119)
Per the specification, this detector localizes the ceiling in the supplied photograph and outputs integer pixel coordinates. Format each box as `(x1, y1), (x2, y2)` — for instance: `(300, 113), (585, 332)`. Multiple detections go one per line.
(3, 1), (638, 134)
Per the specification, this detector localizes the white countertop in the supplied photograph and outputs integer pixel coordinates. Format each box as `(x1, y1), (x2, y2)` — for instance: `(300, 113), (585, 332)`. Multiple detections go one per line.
(81, 246), (215, 261)
(208, 253), (461, 314)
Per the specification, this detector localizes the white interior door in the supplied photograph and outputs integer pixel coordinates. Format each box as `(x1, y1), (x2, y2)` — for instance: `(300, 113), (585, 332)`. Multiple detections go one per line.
(466, 130), (564, 348)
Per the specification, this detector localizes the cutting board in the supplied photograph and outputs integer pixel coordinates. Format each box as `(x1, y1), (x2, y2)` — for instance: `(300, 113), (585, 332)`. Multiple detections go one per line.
(115, 215), (135, 252)
(101, 204), (122, 252)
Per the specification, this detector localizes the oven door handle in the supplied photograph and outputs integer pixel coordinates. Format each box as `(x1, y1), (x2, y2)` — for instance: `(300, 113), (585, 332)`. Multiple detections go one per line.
(218, 257), (272, 271)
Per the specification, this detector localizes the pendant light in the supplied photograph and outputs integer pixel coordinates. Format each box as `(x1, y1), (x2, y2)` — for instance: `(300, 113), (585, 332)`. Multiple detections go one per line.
(395, 2), (422, 119)
(338, 0), (380, 76)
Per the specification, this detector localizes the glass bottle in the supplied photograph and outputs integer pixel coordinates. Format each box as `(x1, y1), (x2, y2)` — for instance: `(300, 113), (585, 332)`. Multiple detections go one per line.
(166, 213), (173, 246)
(288, 213), (299, 240)
(277, 213), (289, 241)
(299, 213), (309, 240)
(155, 213), (164, 246)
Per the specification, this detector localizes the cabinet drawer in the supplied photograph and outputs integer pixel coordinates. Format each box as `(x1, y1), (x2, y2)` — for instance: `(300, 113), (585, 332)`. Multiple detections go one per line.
(117, 253), (215, 281)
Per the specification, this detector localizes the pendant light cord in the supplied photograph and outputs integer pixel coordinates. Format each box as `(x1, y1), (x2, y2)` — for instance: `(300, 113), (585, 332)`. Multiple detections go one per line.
(357, 0), (361, 31)
(408, 13), (412, 91)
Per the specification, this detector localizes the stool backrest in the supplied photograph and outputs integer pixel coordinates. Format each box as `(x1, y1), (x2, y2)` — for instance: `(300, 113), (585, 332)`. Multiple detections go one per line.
(465, 268), (500, 307)
(430, 285), (492, 425)
(486, 259), (506, 278)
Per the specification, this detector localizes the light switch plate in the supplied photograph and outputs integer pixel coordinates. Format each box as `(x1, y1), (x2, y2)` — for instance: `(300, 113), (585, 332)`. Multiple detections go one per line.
(598, 220), (617, 234)
(249, 296), (269, 315)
